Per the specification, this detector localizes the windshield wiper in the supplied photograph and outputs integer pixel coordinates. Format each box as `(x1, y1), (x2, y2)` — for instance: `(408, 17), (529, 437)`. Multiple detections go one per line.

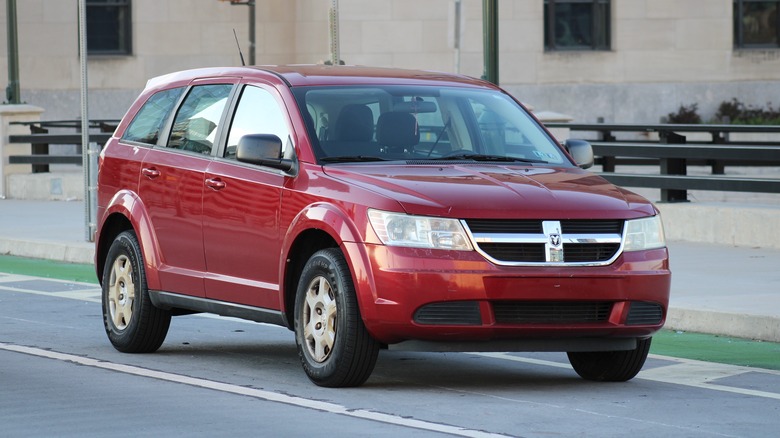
(430, 153), (548, 164)
(320, 155), (389, 163)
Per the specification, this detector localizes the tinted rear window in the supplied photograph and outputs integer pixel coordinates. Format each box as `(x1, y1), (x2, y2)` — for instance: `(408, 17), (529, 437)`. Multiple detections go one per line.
(122, 87), (185, 145)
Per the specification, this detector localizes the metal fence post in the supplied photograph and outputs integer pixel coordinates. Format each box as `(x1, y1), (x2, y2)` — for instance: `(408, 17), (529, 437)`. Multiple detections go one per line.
(660, 131), (688, 203)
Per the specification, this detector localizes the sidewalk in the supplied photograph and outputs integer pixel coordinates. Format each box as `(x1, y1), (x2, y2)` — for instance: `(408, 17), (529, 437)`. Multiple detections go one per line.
(1, 199), (779, 343)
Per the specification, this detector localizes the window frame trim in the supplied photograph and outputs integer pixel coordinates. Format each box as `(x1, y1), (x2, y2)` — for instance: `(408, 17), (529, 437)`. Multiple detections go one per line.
(86, 0), (133, 56)
(733, 0), (780, 49)
(544, 0), (612, 52)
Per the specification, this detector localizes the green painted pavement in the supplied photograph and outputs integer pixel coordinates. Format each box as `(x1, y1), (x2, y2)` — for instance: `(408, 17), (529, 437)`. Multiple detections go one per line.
(652, 330), (780, 371)
(1, 255), (777, 371)
(0, 255), (98, 284)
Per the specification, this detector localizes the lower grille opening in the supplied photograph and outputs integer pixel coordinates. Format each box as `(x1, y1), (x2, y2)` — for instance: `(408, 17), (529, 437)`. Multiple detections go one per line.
(493, 301), (612, 324)
(414, 301), (482, 325)
(626, 301), (664, 325)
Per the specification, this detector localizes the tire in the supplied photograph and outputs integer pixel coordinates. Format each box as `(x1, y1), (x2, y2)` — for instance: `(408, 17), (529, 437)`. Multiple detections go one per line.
(101, 230), (171, 353)
(567, 337), (652, 382)
(294, 248), (380, 387)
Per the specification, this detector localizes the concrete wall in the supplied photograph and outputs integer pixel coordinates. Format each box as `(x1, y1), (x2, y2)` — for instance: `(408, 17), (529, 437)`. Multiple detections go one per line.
(0, 0), (778, 122)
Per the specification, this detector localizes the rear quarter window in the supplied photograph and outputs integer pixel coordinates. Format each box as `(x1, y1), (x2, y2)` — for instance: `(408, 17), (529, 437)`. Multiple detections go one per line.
(122, 87), (185, 145)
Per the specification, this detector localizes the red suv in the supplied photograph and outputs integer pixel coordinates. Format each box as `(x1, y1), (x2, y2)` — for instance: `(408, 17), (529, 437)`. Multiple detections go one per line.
(96, 65), (670, 387)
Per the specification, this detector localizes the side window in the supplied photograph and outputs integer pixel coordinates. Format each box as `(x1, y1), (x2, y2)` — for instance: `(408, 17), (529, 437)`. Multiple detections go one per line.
(122, 87), (185, 145)
(225, 86), (292, 160)
(167, 84), (233, 154)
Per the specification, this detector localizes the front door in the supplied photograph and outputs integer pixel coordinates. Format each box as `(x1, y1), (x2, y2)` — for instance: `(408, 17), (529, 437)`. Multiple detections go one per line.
(203, 84), (292, 308)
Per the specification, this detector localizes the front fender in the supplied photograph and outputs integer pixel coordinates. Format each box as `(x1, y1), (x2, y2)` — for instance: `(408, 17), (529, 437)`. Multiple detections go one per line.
(280, 202), (379, 318)
(98, 190), (163, 290)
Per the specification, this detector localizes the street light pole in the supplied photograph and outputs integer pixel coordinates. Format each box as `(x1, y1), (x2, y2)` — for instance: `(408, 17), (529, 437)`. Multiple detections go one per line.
(226, 0), (256, 65)
(482, 0), (499, 85)
(248, 1), (256, 65)
(5, 0), (21, 104)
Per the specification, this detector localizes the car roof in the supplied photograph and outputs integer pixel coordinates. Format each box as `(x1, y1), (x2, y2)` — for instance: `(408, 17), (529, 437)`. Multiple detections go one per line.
(144, 64), (495, 91)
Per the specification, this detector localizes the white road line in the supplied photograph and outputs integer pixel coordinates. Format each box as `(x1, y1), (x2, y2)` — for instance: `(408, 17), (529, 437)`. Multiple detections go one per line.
(0, 342), (512, 438)
(5, 273), (779, 403)
(0, 285), (101, 302)
(474, 352), (780, 401)
(0, 274), (101, 302)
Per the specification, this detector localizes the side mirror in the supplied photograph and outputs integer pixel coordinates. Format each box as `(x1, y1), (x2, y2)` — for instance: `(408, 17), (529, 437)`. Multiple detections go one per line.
(564, 139), (594, 169)
(236, 134), (294, 172)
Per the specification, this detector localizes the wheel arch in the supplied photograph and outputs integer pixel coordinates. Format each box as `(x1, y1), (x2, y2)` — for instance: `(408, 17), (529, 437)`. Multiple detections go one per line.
(96, 191), (162, 290)
(280, 202), (375, 329)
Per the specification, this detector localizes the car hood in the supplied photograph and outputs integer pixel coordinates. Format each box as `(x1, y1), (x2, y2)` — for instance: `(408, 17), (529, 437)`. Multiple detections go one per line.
(323, 164), (657, 219)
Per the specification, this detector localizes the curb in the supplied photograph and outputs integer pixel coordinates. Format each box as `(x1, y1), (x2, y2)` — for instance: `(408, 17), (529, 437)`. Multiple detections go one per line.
(0, 238), (93, 264)
(666, 308), (780, 343)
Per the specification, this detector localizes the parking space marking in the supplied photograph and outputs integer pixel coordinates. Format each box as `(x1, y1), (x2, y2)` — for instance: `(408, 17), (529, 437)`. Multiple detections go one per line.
(0, 274), (101, 302)
(0, 342), (512, 438)
(476, 352), (780, 401)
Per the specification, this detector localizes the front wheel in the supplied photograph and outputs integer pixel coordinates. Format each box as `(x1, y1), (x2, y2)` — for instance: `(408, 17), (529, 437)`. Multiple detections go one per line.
(567, 337), (652, 382)
(294, 248), (380, 387)
(101, 230), (171, 353)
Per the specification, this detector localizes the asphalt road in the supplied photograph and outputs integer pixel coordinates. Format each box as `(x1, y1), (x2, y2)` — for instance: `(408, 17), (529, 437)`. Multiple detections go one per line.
(2, 273), (780, 437)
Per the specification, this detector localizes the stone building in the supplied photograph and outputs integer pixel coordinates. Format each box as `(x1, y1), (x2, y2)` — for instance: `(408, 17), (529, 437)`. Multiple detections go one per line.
(1, 0), (778, 123)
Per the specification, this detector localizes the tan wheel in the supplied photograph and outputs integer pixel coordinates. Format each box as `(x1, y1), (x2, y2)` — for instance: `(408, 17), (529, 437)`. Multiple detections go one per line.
(107, 255), (135, 331)
(294, 248), (380, 387)
(101, 230), (171, 353)
(302, 275), (338, 363)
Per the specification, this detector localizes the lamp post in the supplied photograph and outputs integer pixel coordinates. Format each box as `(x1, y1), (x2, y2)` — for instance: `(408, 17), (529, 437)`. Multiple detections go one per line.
(5, 0), (21, 104)
(482, 0), (499, 85)
(225, 0), (256, 65)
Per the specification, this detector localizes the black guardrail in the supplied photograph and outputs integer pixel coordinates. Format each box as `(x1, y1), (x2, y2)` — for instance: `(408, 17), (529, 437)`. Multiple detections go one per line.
(7, 120), (780, 203)
(545, 122), (780, 202)
(7, 120), (118, 173)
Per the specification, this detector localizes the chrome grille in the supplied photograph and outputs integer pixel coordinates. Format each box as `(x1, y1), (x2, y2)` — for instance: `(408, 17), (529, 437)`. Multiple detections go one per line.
(464, 219), (624, 266)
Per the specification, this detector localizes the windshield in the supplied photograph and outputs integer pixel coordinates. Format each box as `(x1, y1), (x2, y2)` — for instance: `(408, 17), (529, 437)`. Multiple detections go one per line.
(292, 85), (569, 166)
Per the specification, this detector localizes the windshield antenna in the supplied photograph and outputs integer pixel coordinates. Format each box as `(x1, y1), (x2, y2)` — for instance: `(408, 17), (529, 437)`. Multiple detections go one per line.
(233, 29), (246, 66)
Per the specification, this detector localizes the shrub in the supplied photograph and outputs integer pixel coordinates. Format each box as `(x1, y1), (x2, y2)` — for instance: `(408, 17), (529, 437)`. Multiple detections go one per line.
(715, 99), (780, 125)
(666, 103), (702, 124)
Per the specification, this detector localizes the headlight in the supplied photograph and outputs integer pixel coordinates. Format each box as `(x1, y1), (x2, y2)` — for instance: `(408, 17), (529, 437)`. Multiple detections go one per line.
(624, 215), (666, 251)
(367, 209), (473, 251)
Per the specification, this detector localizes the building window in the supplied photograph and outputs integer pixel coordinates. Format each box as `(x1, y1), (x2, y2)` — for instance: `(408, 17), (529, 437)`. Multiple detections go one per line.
(544, 0), (611, 51)
(87, 0), (132, 55)
(734, 0), (780, 48)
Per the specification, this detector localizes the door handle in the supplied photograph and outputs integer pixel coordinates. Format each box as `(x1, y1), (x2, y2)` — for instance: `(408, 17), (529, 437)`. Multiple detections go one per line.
(141, 167), (160, 179)
(205, 178), (226, 190)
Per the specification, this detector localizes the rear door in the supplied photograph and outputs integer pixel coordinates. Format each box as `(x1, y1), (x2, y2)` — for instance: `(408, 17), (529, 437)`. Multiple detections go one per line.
(138, 82), (234, 297)
(202, 83), (292, 308)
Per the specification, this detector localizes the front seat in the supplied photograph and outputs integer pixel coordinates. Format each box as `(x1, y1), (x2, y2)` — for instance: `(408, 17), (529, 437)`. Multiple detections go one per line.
(376, 112), (419, 155)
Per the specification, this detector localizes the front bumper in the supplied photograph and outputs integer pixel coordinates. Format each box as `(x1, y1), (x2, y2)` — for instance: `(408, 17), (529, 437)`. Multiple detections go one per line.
(345, 243), (671, 346)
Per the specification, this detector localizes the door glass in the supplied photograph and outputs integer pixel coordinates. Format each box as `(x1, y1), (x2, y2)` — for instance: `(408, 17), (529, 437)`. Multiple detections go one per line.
(167, 84), (232, 154)
(225, 85), (293, 160)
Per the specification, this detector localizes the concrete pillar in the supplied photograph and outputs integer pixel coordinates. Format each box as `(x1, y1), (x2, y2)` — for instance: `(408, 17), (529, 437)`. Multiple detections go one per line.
(0, 105), (45, 199)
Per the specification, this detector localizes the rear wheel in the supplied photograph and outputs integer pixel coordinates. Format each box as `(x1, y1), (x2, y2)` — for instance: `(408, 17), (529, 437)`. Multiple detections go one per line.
(567, 337), (652, 382)
(101, 230), (171, 353)
(294, 248), (380, 387)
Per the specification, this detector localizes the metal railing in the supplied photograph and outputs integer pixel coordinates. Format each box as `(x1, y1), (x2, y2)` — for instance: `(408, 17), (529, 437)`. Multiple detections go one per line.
(7, 120), (117, 173)
(7, 120), (780, 204)
(545, 122), (780, 202)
